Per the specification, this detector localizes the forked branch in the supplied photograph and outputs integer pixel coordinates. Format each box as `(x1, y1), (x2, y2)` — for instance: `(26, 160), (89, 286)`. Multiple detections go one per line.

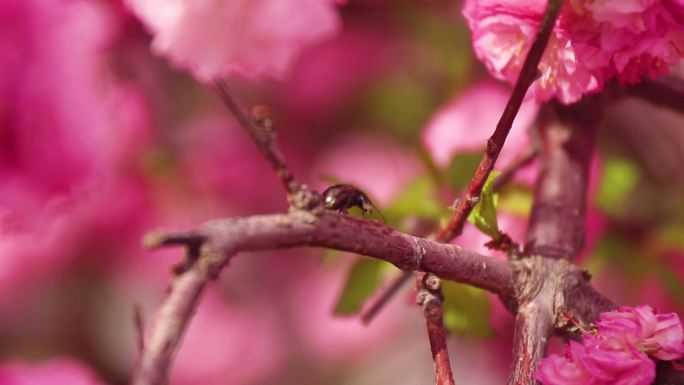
(132, 211), (515, 385)
(437, 0), (564, 242)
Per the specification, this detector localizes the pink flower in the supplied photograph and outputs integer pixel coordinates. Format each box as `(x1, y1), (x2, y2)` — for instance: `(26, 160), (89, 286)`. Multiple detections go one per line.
(124, 0), (342, 81)
(567, 0), (684, 84)
(170, 289), (282, 385)
(598, 305), (684, 360)
(574, 335), (655, 385)
(536, 344), (600, 385)
(537, 306), (684, 385)
(0, 358), (108, 385)
(421, 81), (539, 184)
(537, 336), (655, 385)
(0, 0), (153, 304)
(462, 0), (684, 104)
(462, 0), (599, 104)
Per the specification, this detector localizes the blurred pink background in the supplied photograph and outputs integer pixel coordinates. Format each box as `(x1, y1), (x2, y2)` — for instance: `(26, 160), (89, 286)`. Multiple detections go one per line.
(1, 1), (684, 384)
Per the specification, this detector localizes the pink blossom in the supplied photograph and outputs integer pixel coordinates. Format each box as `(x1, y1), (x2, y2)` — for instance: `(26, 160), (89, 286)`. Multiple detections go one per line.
(462, 0), (684, 104)
(574, 335), (655, 385)
(124, 0), (342, 81)
(290, 261), (402, 361)
(537, 336), (655, 385)
(170, 289), (282, 385)
(462, 1), (599, 104)
(0, 358), (108, 385)
(537, 306), (684, 385)
(536, 342), (602, 385)
(0, 0), (153, 304)
(281, 26), (400, 124)
(421, 81), (539, 184)
(597, 305), (684, 360)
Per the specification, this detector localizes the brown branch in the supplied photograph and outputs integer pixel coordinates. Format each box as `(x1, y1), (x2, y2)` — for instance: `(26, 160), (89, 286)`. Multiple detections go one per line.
(132, 262), (211, 385)
(133, 304), (146, 353)
(437, 0), (564, 243)
(624, 75), (684, 115)
(361, 270), (412, 324)
(524, 99), (600, 259)
(419, 1), (563, 375)
(131, 211), (516, 385)
(511, 98), (684, 384)
(213, 79), (300, 196)
(507, 258), (560, 385)
(416, 273), (455, 385)
(360, 144), (538, 324)
(492, 145), (539, 191)
(508, 97), (599, 385)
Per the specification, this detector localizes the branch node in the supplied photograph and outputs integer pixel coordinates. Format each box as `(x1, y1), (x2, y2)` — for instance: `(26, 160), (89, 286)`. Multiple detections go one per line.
(289, 185), (324, 213)
(424, 274), (442, 291)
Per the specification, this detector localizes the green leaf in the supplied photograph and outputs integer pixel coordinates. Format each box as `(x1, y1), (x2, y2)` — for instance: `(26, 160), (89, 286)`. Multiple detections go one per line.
(441, 281), (493, 338)
(497, 184), (533, 217)
(595, 157), (639, 217)
(384, 176), (445, 223)
(655, 224), (684, 251)
(361, 74), (436, 140)
(333, 258), (389, 316)
(656, 264), (684, 306)
(467, 172), (501, 238)
(444, 151), (483, 192)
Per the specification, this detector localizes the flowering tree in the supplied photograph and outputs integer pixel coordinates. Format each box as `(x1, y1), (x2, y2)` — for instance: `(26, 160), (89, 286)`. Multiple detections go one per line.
(2, 1), (684, 385)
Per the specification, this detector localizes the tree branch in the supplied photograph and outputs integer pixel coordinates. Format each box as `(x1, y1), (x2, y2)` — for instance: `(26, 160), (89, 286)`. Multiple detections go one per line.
(425, 2), (563, 379)
(437, 0), (564, 243)
(508, 297), (554, 385)
(132, 211), (515, 385)
(213, 79), (301, 196)
(416, 273), (455, 385)
(361, 142), (538, 324)
(509, 98), (599, 385)
(525, 99), (600, 259)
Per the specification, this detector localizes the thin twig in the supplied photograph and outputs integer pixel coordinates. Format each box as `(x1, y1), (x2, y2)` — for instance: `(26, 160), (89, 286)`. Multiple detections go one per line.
(361, 271), (413, 324)
(133, 304), (146, 353)
(437, 0), (564, 243)
(213, 79), (300, 196)
(421, 2), (563, 382)
(492, 146), (539, 191)
(359, 144), (538, 324)
(416, 272), (455, 385)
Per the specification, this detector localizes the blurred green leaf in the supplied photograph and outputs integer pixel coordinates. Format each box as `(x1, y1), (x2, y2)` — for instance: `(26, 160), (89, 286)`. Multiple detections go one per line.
(497, 184), (533, 217)
(467, 172), (501, 238)
(655, 224), (684, 251)
(362, 74), (436, 140)
(444, 151), (483, 191)
(384, 176), (445, 223)
(656, 264), (684, 306)
(333, 258), (388, 316)
(442, 281), (493, 338)
(596, 157), (640, 217)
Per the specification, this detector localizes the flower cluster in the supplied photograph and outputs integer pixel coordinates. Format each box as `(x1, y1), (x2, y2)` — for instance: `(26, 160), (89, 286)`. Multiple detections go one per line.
(536, 306), (684, 385)
(463, 0), (684, 104)
(124, 0), (342, 81)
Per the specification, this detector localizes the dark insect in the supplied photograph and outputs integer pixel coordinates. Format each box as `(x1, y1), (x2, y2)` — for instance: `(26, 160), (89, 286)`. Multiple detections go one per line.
(322, 184), (386, 223)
